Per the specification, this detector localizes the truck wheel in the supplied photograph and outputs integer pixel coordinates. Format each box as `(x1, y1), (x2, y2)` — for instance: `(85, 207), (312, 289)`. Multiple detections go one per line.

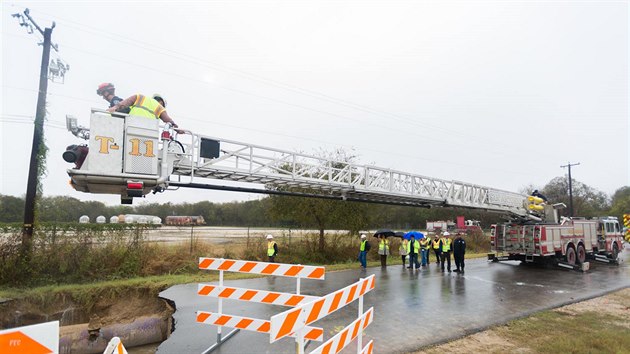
(566, 246), (576, 266)
(611, 242), (619, 260)
(577, 245), (586, 264)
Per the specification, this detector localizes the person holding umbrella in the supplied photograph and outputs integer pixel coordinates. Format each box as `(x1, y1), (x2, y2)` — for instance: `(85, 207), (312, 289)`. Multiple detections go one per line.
(399, 237), (409, 268)
(440, 232), (452, 273)
(378, 235), (390, 267)
(406, 234), (421, 270)
(358, 234), (371, 269)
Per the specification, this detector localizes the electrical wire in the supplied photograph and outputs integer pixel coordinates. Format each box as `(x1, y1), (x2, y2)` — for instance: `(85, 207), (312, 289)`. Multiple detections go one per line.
(3, 9), (557, 178)
(23, 8), (554, 158)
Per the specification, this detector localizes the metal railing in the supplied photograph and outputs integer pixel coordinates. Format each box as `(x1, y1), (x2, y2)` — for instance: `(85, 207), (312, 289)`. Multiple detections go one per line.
(170, 132), (527, 215)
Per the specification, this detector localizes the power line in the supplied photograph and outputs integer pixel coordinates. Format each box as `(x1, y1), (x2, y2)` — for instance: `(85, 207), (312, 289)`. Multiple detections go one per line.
(5, 18), (548, 163)
(28, 8), (552, 158)
(5, 9), (555, 177)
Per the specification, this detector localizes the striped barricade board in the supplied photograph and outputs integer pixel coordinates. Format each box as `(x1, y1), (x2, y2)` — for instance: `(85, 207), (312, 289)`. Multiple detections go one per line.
(360, 340), (374, 354)
(103, 337), (128, 354)
(196, 311), (324, 342)
(198, 284), (320, 307)
(308, 307), (374, 354)
(199, 258), (325, 279)
(270, 274), (376, 343)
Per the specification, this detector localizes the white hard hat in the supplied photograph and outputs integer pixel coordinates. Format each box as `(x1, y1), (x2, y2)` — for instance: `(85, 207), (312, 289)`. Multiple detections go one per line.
(443, 231), (450, 236)
(266, 234), (273, 239)
(360, 234), (366, 239)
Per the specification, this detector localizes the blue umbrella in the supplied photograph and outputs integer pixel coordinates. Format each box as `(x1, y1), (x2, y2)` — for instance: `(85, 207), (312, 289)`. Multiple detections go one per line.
(403, 231), (425, 240)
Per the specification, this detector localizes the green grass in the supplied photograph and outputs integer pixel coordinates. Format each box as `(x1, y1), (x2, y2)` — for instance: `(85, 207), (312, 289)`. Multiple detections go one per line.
(497, 310), (630, 354)
(0, 251), (488, 310)
(0, 259), (386, 308)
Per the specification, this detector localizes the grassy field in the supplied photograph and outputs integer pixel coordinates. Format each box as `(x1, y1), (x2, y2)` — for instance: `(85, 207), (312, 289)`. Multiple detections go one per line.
(0, 252), (487, 306)
(418, 288), (630, 354)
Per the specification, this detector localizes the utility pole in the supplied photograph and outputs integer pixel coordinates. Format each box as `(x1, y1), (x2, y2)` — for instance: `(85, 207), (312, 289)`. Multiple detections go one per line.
(560, 162), (580, 217)
(12, 9), (58, 259)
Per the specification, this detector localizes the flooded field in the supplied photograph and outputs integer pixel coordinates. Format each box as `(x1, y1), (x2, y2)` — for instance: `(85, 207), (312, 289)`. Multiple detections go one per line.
(142, 226), (349, 244)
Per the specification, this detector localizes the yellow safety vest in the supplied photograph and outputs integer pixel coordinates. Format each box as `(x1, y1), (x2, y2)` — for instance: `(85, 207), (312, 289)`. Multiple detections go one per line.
(442, 238), (451, 252)
(129, 94), (165, 119)
(360, 240), (368, 251)
(267, 241), (276, 256)
(420, 238), (430, 249)
(379, 239), (389, 252)
(406, 239), (421, 253)
(432, 238), (441, 249)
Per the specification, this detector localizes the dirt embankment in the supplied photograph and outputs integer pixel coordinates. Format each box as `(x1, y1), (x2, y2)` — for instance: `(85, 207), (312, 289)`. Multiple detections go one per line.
(1, 286), (173, 353)
(1, 287), (172, 329)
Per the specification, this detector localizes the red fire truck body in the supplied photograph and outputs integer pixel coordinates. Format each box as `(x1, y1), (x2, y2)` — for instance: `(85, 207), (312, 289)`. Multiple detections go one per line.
(490, 217), (624, 269)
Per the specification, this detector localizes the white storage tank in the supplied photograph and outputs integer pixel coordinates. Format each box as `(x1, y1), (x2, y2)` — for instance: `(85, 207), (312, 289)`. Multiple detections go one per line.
(96, 216), (106, 224)
(79, 215), (90, 224)
(151, 217), (162, 225)
(110, 216), (119, 223)
(125, 216), (134, 224)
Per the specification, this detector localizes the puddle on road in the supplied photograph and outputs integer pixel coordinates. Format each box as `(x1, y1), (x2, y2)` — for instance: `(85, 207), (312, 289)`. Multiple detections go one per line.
(515, 282), (545, 287)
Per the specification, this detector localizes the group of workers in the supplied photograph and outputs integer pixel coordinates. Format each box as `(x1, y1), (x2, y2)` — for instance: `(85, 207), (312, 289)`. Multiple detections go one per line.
(360, 231), (467, 273)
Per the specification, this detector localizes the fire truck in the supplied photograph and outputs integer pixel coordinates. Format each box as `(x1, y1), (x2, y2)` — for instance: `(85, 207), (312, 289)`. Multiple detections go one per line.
(61, 110), (623, 270)
(488, 196), (624, 270)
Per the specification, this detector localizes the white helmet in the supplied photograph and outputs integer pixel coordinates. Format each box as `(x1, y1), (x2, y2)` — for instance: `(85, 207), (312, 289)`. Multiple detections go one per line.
(360, 234), (366, 239)
(443, 231), (450, 236)
(266, 234), (273, 240)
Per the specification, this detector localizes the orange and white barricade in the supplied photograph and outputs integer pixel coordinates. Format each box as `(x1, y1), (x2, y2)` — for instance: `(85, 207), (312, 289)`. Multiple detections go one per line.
(103, 337), (128, 354)
(270, 274), (376, 354)
(197, 257), (326, 353)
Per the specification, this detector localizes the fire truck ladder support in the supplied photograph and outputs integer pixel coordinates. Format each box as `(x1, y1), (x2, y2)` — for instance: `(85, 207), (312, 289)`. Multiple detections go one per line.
(169, 133), (528, 214)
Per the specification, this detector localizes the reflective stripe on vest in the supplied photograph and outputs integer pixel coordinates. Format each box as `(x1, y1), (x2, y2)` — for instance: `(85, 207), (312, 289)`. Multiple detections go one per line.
(420, 238), (430, 249)
(406, 239), (420, 253)
(267, 241), (276, 256)
(360, 240), (367, 251)
(129, 94), (165, 119)
(432, 239), (441, 249)
(442, 238), (451, 252)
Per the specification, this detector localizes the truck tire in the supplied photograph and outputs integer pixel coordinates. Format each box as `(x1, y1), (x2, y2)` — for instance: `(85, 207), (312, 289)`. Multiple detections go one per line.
(611, 242), (619, 260)
(566, 246), (577, 266)
(577, 245), (586, 264)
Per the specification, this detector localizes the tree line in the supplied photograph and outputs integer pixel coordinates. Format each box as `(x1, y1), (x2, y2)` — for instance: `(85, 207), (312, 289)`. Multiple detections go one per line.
(1, 177), (628, 232)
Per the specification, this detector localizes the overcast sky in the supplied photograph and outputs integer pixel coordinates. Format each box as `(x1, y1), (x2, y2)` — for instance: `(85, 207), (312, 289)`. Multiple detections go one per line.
(1, 0), (628, 207)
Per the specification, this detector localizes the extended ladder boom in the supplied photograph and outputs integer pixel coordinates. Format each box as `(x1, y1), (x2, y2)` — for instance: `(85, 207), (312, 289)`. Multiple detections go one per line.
(64, 110), (528, 215)
(171, 133), (526, 215)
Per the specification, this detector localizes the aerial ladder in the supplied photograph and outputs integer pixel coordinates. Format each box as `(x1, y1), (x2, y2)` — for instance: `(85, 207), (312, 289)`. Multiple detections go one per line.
(63, 109), (536, 220)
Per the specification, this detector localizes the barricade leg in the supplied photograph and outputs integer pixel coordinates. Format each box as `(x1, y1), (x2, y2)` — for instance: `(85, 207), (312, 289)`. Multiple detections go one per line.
(202, 263), (241, 354)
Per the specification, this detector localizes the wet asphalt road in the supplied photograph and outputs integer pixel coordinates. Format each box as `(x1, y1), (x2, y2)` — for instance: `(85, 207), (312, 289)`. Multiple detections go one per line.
(158, 248), (630, 354)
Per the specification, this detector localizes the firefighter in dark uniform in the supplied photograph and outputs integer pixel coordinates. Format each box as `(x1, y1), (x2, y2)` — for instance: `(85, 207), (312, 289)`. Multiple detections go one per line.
(453, 232), (466, 273)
